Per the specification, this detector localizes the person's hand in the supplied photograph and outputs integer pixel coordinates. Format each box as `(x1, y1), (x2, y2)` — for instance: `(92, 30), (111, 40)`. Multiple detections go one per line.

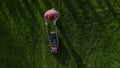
(45, 20), (48, 26)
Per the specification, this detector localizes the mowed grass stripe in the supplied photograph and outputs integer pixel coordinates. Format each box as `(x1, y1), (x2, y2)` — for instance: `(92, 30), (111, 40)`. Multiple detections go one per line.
(35, 5), (49, 68)
(111, 0), (120, 14)
(3, 0), (37, 67)
(22, 0), (46, 68)
(1, 2), (28, 68)
(1, 2), (16, 32)
(65, 0), (97, 49)
(16, 1), (38, 67)
(114, 0), (120, 7)
(37, 0), (57, 67)
(72, 0), (103, 52)
(88, 0), (120, 67)
(47, 0), (59, 8)
(31, 0), (47, 14)
(33, 1), (49, 68)
(58, 0), (86, 68)
(97, 0), (120, 33)
(37, 0), (48, 13)
(61, 0), (100, 66)
(86, 1), (112, 67)
(42, 0), (53, 9)
(62, 0), (83, 42)
(27, 0), (60, 68)
(0, 8), (14, 68)
(2, 0), (44, 67)
(97, 0), (120, 34)
(15, 7), (37, 68)
(103, 0), (119, 20)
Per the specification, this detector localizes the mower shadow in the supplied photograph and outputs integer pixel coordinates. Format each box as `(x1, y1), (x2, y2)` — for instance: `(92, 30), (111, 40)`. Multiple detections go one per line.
(56, 21), (86, 68)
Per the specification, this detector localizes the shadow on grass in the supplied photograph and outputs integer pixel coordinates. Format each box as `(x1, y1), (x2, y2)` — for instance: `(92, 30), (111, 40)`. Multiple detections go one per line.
(56, 20), (86, 68)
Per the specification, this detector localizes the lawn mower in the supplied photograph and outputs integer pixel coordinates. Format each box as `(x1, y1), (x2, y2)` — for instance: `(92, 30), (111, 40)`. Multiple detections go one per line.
(44, 8), (59, 54)
(50, 32), (59, 54)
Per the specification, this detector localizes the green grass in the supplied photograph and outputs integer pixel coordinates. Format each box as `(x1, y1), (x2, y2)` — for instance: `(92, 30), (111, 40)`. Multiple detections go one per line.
(0, 0), (120, 68)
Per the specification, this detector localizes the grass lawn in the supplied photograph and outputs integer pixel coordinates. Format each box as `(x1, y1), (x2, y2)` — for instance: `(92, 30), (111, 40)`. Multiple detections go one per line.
(0, 0), (120, 68)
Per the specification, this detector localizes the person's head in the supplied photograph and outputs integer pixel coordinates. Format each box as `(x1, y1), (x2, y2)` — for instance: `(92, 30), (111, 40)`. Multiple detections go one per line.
(44, 9), (59, 20)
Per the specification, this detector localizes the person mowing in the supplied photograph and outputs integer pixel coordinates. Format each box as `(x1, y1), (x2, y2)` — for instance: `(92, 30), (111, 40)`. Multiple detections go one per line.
(44, 8), (60, 54)
(44, 8), (59, 26)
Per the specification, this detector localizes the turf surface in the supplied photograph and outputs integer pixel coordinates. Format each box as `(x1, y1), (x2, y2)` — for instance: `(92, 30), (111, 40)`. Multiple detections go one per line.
(0, 0), (120, 68)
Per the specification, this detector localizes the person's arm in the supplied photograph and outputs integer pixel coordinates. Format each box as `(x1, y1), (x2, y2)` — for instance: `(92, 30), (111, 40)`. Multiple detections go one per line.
(53, 13), (59, 26)
(53, 18), (58, 26)
(45, 20), (48, 26)
(44, 14), (48, 26)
